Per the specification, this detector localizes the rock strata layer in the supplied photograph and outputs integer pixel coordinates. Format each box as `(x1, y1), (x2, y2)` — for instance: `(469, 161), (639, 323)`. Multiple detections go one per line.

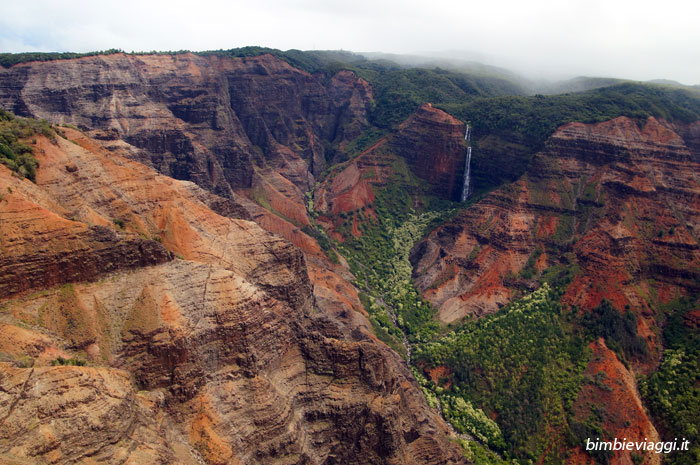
(0, 53), (373, 198)
(412, 116), (700, 326)
(0, 131), (467, 465)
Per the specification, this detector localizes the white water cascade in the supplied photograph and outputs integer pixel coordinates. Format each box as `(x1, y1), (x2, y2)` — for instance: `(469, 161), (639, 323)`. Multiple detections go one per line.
(460, 124), (472, 202)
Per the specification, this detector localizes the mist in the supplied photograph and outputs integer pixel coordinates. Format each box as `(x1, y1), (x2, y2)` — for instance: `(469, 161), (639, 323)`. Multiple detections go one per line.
(1, 0), (698, 85)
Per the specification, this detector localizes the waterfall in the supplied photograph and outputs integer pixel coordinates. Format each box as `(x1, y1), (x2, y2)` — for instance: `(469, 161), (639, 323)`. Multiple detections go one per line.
(461, 125), (472, 202)
(460, 146), (472, 202)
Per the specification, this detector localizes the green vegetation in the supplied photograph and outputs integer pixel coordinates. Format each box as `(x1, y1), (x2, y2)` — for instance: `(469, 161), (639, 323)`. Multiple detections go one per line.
(342, 204), (443, 345)
(335, 159), (458, 346)
(459, 440), (517, 465)
(640, 296), (700, 465)
(0, 49), (124, 68)
(582, 300), (649, 362)
(413, 284), (589, 461)
(338, 127), (388, 161)
(359, 66), (523, 128)
(51, 356), (87, 366)
(565, 418), (613, 465)
(442, 394), (506, 449)
(443, 83), (700, 151)
(0, 108), (54, 181)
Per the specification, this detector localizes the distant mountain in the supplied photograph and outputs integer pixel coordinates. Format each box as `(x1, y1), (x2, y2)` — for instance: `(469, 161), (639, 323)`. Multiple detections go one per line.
(647, 78), (685, 86)
(532, 76), (700, 96)
(359, 51), (522, 79)
(530, 76), (626, 94)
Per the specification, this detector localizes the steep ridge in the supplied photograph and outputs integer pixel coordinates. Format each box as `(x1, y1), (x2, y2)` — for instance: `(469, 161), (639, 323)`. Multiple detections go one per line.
(0, 53), (378, 329)
(0, 130), (468, 464)
(408, 116), (700, 465)
(389, 104), (468, 201)
(0, 168), (172, 298)
(314, 104), (467, 239)
(0, 52), (372, 197)
(569, 339), (661, 465)
(412, 116), (700, 328)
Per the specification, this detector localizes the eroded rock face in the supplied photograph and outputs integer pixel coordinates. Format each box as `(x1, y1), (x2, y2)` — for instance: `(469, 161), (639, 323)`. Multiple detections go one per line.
(0, 53), (373, 196)
(313, 104), (469, 241)
(569, 340), (661, 465)
(0, 364), (180, 464)
(409, 116), (700, 465)
(0, 132), (467, 465)
(389, 104), (467, 201)
(412, 116), (700, 329)
(313, 138), (390, 239)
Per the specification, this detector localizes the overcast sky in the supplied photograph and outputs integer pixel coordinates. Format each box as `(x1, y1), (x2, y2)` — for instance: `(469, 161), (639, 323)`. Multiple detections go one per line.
(1, 0), (698, 84)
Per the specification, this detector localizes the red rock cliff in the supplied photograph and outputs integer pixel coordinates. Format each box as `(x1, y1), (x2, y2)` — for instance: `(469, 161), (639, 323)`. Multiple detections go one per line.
(0, 53), (373, 197)
(390, 103), (468, 201)
(0, 129), (468, 465)
(412, 116), (700, 331)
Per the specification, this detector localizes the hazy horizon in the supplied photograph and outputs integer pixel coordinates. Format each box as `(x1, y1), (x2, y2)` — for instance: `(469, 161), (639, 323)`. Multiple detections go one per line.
(2, 0), (699, 85)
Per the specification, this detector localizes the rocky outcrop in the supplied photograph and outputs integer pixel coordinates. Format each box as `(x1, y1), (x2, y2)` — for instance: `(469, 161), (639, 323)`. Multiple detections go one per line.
(412, 117), (700, 331)
(0, 209), (172, 299)
(410, 183), (535, 322)
(389, 104), (467, 201)
(313, 104), (468, 239)
(0, 364), (187, 464)
(0, 130), (468, 464)
(0, 147), (171, 300)
(314, 139), (390, 228)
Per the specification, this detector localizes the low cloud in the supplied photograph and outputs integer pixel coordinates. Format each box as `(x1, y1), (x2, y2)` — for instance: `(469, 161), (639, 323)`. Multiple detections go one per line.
(1, 0), (698, 84)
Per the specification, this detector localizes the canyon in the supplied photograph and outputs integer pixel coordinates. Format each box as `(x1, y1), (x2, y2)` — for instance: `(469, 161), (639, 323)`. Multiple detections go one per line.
(412, 116), (700, 327)
(1, 51), (699, 465)
(0, 126), (466, 465)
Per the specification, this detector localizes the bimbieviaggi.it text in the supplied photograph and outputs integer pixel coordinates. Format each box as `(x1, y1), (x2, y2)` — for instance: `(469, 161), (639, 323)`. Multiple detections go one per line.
(586, 437), (690, 454)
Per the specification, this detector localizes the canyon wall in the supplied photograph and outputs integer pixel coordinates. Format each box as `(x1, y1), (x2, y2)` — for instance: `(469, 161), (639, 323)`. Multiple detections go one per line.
(0, 53), (373, 199)
(3, 52), (698, 465)
(412, 116), (700, 326)
(0, 130), (468, 465)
